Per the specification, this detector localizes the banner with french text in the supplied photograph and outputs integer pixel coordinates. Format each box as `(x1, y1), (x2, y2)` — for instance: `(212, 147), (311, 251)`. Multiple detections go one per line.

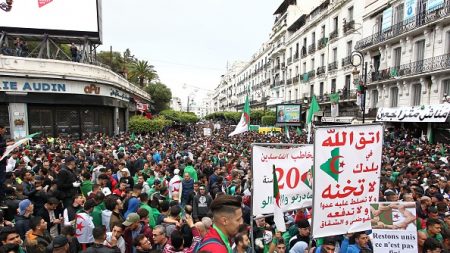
(312, 124), (383, 238)
(370, 202), (418, 253)
(252, 145), (313, 216)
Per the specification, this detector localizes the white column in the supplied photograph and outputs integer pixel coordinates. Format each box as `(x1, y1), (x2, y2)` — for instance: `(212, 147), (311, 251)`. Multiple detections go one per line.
(8, 103), (28, 139)
(114, 107), (119, 136)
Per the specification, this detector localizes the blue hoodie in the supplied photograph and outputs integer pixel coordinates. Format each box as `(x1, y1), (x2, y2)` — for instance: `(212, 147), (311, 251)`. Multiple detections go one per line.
(124, 197), (140, 219)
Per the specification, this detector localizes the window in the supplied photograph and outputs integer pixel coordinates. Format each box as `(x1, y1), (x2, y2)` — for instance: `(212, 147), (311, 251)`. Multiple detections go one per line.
(289, 48), (293, 58)
(391, 87), (399, 107)
(295, 88), (298, 100)
(311, 58), (315, 70)
(303, 62), (307, 73)
(288, 91), (292, 101)
(295, 43), (299, 54)
(412, 84), (421, 106)
(348, 6), (354, 21)
(395, 4), (404, 24)
(321, 54), (325, 66)
(331, 79), (336, 93)
(394, 47), (402, 67)
(447, 32), (450, 53)
(320, 82), (324, 97)
(333, 16), (339, 31)
(310, 84), (315, 97)
(347, 41), (353, 56)
(344, 75), (351, 98)
(443, 79), (450, 97)
(276, 91), (280, 98)
(333, 48), (338, 62)
(312, 32), (316, 43)
(289, 69), (292, 79)
(321, 25), (326, 38)
(371, 90), (378, 108)
(303, 38), (307, 48)
(415, 40), (425, 61)
(295, 66), (299, 75)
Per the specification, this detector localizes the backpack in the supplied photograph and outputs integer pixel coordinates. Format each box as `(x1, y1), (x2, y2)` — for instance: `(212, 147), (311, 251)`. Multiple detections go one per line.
(194, 238), (223, 253)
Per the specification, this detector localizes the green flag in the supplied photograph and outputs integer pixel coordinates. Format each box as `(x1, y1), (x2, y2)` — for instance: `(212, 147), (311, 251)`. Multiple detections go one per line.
(285, 125), (290, 140)
(307, 96), (320, 124)
(296, 127), (302, 136)
(320, 148), (342, 182)
(441, 145), (446, 156)
(329, 93), (340, 103)
(301, 165), (313, 189)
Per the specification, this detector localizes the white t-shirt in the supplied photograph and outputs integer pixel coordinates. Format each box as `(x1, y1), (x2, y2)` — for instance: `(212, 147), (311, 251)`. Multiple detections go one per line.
(104, 233), (125, 253)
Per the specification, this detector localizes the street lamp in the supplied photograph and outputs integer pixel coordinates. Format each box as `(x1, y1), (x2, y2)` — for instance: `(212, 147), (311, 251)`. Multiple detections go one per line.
(351, 51), (368, 123)
(0, 0), (12, 12)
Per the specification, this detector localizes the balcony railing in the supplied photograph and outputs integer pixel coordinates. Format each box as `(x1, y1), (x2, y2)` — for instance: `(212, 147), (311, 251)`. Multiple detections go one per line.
(287, 57), (292, 64)
(369, 53), (450, 83)
(318, 37), (328, 50)
(301, 47), (307, 58)
(328, 61), (338, 71)
(343, 20), (355, 33)
(308, 43), (316, 54)
(330, 30), (338, 40)
(355, 1), (450, 50)
(301, 70), (316, 83)
(293, 52), (299, 62)
(341, 55), (352, 67)
(316, 66), (326, 76)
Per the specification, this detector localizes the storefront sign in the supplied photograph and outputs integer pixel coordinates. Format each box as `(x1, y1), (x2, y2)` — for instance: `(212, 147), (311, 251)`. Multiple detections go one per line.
(376, 104), (450, 122)
(382, 7), (393, 31)
(427, 0), (444, 12)
(0, 78), (130, 102)
(321, 117), (354, 124)
(404, 0), (417, 21)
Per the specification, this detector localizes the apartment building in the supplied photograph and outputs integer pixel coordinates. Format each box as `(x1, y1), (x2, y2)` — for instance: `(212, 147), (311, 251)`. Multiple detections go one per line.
(356, 0), (450, 139)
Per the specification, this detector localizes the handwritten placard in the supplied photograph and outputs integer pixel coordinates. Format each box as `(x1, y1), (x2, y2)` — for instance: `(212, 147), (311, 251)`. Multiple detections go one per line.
(312, 124), (383, 238)
(376, 104), (450, 123)
(252, 145), (314, 216)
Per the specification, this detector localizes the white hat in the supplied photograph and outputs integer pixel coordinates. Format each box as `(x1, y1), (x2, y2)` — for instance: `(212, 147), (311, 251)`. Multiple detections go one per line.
(174, 169), (180, 175)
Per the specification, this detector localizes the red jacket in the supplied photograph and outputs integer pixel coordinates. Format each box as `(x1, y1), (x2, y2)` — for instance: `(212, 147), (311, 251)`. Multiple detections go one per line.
(197, 227), (229, 253)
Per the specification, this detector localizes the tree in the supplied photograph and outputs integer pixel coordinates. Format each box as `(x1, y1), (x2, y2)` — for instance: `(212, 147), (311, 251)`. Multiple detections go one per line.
(96, 51), (126, 74)
(128, 60), (158, 87)
(145, 82), (172, 113)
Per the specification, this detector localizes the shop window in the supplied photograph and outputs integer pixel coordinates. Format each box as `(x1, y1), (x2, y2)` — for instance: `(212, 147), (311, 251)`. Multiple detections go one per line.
(391, 87), (399, 107)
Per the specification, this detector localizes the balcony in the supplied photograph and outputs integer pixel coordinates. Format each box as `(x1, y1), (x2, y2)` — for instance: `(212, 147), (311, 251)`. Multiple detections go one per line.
(287, 78), (293, 85)
(355, 1), (450, 50)
(343, 20), (355, 34)
(293, 76), (299, 83)
(369, 53), (450, 83)
(287, 57), (292, 64)
(328, 61), (338, 71)
(330, 30), (338, 40)
(318, 37), (328, 50)
(281, 63), (286, 69)
(316, 66), (326, 76)
(301, 70), (316, 83)
(341, 55), (352, 67)
(308, 43), (316, 54)
(301, 47), (307, 58)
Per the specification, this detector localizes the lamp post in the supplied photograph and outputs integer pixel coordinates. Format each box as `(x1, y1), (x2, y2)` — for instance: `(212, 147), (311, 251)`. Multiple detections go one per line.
(0, 0), (12, 12)
(351, 51), (368, 123)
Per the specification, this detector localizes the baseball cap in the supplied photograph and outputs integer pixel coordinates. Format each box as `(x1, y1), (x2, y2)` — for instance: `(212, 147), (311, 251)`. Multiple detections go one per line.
(19, 199), (32, 215)
(53, 235), (68, 248)
(123, 213), (140, 226)
(65, 156), (75, 163)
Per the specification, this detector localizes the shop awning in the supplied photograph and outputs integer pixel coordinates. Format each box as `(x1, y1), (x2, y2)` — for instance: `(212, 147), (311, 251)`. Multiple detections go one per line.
(376, 104), (450, 123)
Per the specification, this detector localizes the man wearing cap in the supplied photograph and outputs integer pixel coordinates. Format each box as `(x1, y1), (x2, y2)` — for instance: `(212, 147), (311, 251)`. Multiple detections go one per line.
(196, 195), (243, 253)
(122, 213), (142, 253)
(50, 235), (70, 253)
(56, 156), (80, 208)
(168, 168), (182, 199)
(15, 199), (34, 240)
(37, 197), (63, 238)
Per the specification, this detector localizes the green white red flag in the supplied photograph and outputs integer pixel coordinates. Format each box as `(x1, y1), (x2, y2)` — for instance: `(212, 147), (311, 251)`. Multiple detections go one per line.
(229, 95), (250, 137)
(273, 165), (286, 232)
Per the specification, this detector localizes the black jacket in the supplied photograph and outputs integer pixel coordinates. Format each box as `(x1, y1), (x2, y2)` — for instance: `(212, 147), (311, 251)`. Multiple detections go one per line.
(85, 243), (121, 253)
(36, 207), (63, 235)
(56, 166), (78, 199)
(15, 214), (31, 240)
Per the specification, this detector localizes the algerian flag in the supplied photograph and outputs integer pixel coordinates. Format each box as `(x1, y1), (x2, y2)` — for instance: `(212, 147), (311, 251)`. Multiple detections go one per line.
(320, 148), (342, 182)
(296, 127), (302, 136)
(301, 165), (313, 190)
(131, 132), (136, 141)
(441, 144), (446, 156)
(1, 132), (41, 161)
(307, 96), (320, 143)
(229, 95), (250, 137)
(285, 125), (290, 140)
(273, 165), (286, 232)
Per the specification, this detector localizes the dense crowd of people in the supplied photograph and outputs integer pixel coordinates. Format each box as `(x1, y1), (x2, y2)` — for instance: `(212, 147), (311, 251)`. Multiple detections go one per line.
(0, 123), (448, 253)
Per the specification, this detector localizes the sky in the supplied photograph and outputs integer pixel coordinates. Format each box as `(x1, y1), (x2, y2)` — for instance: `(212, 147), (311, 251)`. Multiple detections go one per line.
(99, 0), (281, 107)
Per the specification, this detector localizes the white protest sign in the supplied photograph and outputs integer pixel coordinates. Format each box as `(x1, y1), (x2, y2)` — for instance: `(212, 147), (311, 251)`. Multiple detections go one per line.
(252, 145), (314, 216)
(371, 202), (418, 253)
(203, 128), (212, 136)
(312, 124), (383, 238)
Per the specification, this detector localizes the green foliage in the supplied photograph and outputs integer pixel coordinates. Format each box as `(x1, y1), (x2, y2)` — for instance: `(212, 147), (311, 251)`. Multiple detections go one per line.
(264, 111), (276, 117)
(261, 115), (276, 126)
(96, 50), (127, 74)
(128, 60), (158, 87)
(250, 110), (265, 124)
(128, 115), (172, 133)
(160, 110), (198, 124)
(144, 83), (172, 113)
(204, 112), (241, 123)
